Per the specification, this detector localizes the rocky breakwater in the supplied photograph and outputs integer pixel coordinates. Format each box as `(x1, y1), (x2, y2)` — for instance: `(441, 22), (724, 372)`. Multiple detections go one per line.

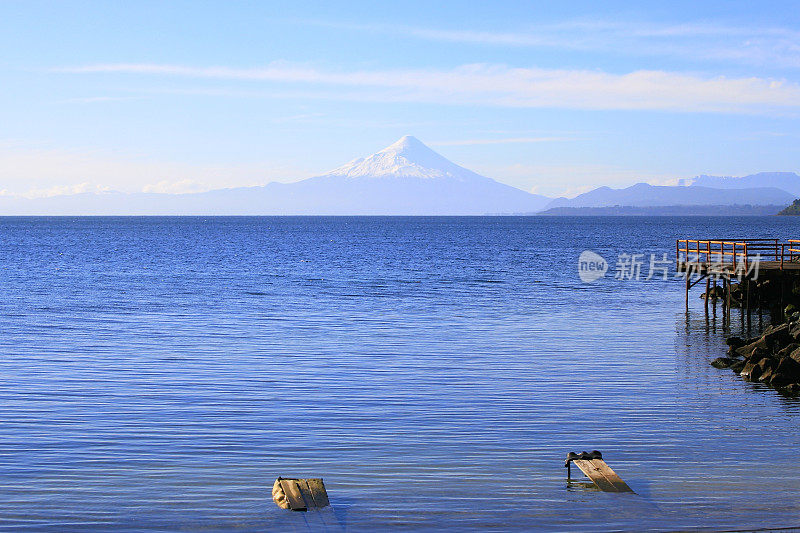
(700, 276), (784, 310)
(711, 314), (800, 393)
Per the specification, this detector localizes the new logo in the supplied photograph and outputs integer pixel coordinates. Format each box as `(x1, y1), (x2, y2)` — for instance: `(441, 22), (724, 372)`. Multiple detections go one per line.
(578, 250), (608, 283)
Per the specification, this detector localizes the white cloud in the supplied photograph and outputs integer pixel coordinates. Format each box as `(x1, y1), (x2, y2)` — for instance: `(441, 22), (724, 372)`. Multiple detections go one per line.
(142, 179), (208, 194)
(0, 141), (311, 198)
(61, 96), (145, 104)
(55, 62), (800, 114)
(21, 183), (112, 199)
(299, 19), (800, 69)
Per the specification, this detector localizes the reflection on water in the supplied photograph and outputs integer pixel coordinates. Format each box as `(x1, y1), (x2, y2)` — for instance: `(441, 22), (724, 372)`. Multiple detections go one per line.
(1, 216), (800, 531)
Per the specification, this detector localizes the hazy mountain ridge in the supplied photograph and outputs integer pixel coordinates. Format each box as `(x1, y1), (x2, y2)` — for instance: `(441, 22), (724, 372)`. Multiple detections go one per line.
(688, 172), (800, 196)
(544, 182), (795, 210)
(0, 136), (552, 215)
(0, 137), (796, 215)
(538, 204), (789, 216)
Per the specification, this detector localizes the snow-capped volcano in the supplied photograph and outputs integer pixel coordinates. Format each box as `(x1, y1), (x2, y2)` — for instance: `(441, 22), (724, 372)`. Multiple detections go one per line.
(0, 136), (553, 215)
(289, 135), (551, 213)
(324, 135), (488, 181)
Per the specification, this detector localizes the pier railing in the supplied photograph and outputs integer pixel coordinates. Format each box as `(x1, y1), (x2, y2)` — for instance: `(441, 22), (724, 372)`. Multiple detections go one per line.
(780, 240), (800, 268)
(676, 238), (781, 272)
(677, 238), (800, 272)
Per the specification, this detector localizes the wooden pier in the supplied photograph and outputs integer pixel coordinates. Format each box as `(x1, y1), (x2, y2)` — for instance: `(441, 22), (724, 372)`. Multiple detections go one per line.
(676, 239), (800, 275)
(676, 238), (800, 325)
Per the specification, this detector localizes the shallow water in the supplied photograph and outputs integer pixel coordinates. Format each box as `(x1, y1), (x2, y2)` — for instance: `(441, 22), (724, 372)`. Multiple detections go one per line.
(2, 216), (800, 531)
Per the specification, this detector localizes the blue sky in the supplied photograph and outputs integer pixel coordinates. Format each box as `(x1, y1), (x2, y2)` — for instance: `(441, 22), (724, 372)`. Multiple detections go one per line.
(1, 0), (799, 198)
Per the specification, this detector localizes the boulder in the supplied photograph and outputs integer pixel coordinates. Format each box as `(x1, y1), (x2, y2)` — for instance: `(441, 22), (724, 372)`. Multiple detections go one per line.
(781, 383), (800, 394)
(763, 323), (790, 347)
(741, 362), (762, 381)
(790, 323), (800, 341)
(759, 357), (776, 372)
(711, 357), (737, 369)
(726, 336), (745, 348)
(748, 346), (770, 362)
(790, 346), (800, 365)
(770, 372), (791, 387)
(777, 343), (800, 359)
(773, 357), (800, 385)
(730, 360), (746, 373)
(702, 286), (725, 300)
(736, 338), (768, 358)
(740, 358), (774, 382)
(771, 322), (789, 333)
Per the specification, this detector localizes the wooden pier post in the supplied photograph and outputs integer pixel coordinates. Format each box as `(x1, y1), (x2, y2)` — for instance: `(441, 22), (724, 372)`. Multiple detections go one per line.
(685, 270), (690, 307)
(740, 286), (745, 329)
(704, 277), (710, 315)
(725, 276), (731, 323)
(745, 279), (750, 313)
(712, 277), (717, 319)
(746, 279), (752, 332)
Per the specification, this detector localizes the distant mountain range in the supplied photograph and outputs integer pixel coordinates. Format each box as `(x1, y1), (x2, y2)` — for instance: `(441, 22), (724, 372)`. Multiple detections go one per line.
(540, 205), (790, 216)
(0, 136), (550, 215)
(687, 172), (800, 196)
(541, 182), (795, 211)
(0, 137), (797, 215)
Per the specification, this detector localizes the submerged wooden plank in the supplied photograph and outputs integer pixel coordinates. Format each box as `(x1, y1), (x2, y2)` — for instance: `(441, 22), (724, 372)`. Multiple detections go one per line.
(572, 460), (617, 492)
(305, 478), (330, 508)
(280, 479), (308, 511)
(587, 459), (633, 492)
(296, 480), (316, 509)
(573, 459), (634, 493)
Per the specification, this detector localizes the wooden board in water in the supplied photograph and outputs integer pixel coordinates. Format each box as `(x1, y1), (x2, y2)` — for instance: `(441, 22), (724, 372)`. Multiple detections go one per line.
(280, 479), (309, 511)
(572, 459), (634, 493)
(305, 478), (330, 508)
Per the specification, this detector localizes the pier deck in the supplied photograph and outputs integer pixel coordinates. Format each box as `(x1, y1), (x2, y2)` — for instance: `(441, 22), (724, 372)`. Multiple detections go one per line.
(676, 260), (800, 275)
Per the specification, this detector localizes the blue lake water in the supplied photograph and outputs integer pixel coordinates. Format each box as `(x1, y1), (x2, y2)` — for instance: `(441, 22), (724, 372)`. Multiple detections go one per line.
(2, 216), (800, 531)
